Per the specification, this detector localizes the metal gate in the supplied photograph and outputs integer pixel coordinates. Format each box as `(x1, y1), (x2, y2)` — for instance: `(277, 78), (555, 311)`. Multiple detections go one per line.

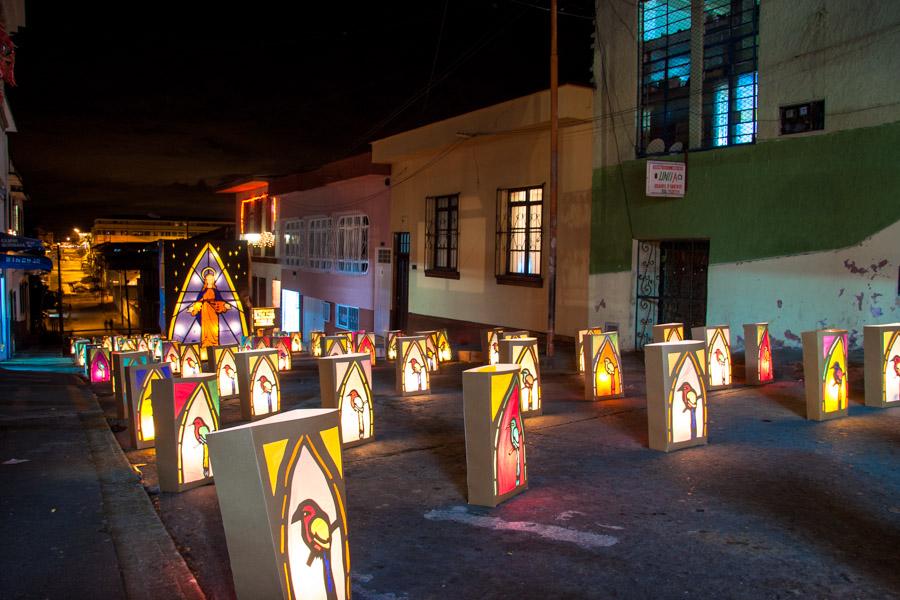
(635, 240), (710, 349)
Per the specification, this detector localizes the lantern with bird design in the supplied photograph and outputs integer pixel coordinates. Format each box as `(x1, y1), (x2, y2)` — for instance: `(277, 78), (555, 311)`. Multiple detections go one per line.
(318, 352), (374, 447)
(744, 323), (774, 384)
(206, 408), (350, 600)
(802, 329), (849, 420)
(482, 328), (504, 365)
(691, 325), (732, 390)
(125, 362), (172, 449)
(206, 344), (241, 400)
(151, 373), (220, 492)
(162, 341), (182, 374)
(149, 335), (163, 361)
(645, 340), (708, 452)
(584, 332), (623, 401)
(290, 331), (304, 353)
(135, 336), (150, 353)
(500, 337), (542, 417)
(864, 323), (900, 408)
(273, 335), (293, 371)
(236, 349), (281, 421)
(88, 346), (112, 384)
(384, 330), (402, 361)
(463, 364), (528, 507)
(238, 335), (254, 351)
(180, 343), (203, 378)
(415, 330), (441, 372)
(436, 329), (452, 363)
(652, 323), (683, 343)
(254, 335), (272, 350)
(321, 335), (350, 357)
(73, 338), (90, 366)
(352, 331), (376, 366)
(577, 327), (603, 373)
(310, 331), (325, 357)
(396, 336), (430, 396)
(101, 335), (113, 352)
(112, 350), (152, 419)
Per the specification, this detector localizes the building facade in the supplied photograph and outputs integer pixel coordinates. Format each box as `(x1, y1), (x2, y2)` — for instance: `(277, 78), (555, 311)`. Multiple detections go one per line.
(90, 217), (232, 245)
(591, 0), (900, 350)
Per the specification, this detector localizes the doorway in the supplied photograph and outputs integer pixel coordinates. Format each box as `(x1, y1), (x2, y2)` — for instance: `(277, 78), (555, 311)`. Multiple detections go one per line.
(392, 232), (410, 331)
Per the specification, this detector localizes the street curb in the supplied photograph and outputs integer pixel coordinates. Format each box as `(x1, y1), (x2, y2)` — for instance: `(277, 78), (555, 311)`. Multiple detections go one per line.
(76, 381), (206, 600)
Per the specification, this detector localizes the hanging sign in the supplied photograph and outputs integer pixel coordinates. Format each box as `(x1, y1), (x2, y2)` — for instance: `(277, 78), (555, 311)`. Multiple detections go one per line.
(0, 254), (52, 271)
(252, 307), (276, 328)
(646, 160), (686, 198)
(0, 233), (44, 251)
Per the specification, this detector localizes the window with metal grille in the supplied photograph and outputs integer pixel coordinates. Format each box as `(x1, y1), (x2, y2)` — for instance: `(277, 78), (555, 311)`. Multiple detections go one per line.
(335, 214), (369, 274)
(496, 186), (543, 286)
(335, 304), (359, 331)
(702, 0), (759, 147)
(281, 218), (306, 268)
(424, 194), (459, 278)
(639, 0), (692, 155)
(307, 217), (333, 271)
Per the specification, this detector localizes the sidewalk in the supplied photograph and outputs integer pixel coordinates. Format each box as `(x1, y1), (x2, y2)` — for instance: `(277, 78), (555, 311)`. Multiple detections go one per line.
(0, 352), (203, 600)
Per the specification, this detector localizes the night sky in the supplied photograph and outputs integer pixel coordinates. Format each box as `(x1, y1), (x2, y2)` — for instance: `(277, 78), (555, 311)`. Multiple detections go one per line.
(9, 1), (594, 237)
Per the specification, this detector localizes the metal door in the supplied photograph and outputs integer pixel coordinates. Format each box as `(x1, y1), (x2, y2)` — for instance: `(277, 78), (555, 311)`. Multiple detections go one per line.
(392, 232), (410, 331)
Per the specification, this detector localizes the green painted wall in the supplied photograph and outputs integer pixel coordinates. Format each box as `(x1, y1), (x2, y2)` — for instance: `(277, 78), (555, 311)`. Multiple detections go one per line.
(590, 120), (900, 274)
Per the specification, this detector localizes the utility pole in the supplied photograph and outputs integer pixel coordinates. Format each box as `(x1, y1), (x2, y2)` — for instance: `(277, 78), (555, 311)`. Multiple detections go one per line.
(56, 243), (64, 354)
(547, 0), (559, 358)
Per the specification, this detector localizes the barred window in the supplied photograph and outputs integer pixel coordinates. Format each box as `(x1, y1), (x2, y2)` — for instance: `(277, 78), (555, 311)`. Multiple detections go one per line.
(424, 194), (459, 277)
(281, 219), (306, 267)
(307, 217), (333, 271)
(496, 186), (543, 286)
(335, 214), (369, 274)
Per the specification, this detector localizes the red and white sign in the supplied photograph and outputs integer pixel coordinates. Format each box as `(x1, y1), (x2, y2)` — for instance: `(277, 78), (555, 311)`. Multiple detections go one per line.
(646, 161), (686, 198)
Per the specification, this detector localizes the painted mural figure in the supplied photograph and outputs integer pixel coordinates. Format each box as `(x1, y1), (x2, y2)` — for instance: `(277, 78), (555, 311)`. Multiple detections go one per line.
(190, 268), (230, 348)
(508, 417), (522, 486)
(347, 389), (367, 437)
(193, 416), (211, 478)
(259, 375), (275, 412)
(680, 381), (699, 440)
(292, 499), (340, 600)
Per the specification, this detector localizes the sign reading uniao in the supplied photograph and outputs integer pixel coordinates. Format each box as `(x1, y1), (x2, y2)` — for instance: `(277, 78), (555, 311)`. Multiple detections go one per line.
(0, 233), (44, 251)
(646, 160), (686, 198)
(0, 254), (52, 271)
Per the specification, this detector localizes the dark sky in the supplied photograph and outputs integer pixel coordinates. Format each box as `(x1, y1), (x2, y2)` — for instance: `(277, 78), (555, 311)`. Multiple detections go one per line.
(8, 1), (594, 237)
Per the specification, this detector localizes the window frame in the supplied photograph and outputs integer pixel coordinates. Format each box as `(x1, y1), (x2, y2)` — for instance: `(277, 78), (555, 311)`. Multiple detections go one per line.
(334, 213), (369, 275)
(424, 194), (460, 279)
(495, 185), (544, 288)
(306, 216), (333, 272)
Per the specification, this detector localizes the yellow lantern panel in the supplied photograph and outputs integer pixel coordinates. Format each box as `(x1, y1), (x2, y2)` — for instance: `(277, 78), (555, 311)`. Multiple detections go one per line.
(668, 351), (707, 444)
(821, 332), (848, 414)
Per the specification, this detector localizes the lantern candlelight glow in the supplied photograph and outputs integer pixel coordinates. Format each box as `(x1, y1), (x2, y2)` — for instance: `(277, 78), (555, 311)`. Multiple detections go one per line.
(436, 329), (452, 362)
(652, 323), (684, 343)
(415, 330), (440, 371)
(206, 344), (240, 400)
(162, 341), (182, 374)
(126, 362), (173, 449)
(179, 343), (203, 377)
(321, 335), (350, 357)
(353, 331), (377, 365)
(273, 335), (292, 371)
(499, 337), (542, 417)
(310, 331), (325, 357)
(577, 327), (603, 372)
(236, 349), (281, 421)
(112, 350), (152, 419)
(289, 331), (303, 353)
(385, 330), (402, 361)
(691, 325), (732, 390)
(88, 346), (112, 383)
(396, 336), (430, 396)
(744, 323), (774, 384)
(644, 340), (708, 452)
(482, 328), (504, 365)
(584, 332), (623, 401)
(802, 329), (849, 421)
(864, 323), (900, 408)
(318, 352), (375, 447)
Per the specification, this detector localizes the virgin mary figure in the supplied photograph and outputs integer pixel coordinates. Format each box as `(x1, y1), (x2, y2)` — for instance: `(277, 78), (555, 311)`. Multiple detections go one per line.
(190, 267), (229, 347)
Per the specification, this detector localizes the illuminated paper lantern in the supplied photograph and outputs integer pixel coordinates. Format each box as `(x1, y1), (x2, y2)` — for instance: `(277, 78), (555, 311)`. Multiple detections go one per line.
(236, 349), (281, 421)
(180, 343), (203, 377)
(206, 344), (240, 400)
(126, 362), (173, 449)
(396, 335), (430, 396)
(112, 350), (152, 419)
(415, 331), (440, 371)
(501, 330), (530, 340)
(254, 336), (272, 350)
(310, 331), (325, 357)
(149, 336), (163, 361)
(384, 330), (402, 361)
(101, 336), (113, 351)
(136, 336), (150, 353)
(584, 332), (623, 401)
(88, 347), (112, 383)
(69, 337), (77, 355)
(802, 329), (849, 421)
(576, 327), (603, 372)
(743, 323), (774, 384)
(691, 325), (732, 390)
(83, 344), (100, 377)
(499, 337), (542, 416)
(151, 374), (221, 492)
(73, 339), (89, 366)
(318, 352), (374, 447)
(652, 323), (683, 343)
(436, 329), (452, 362)
(206, 409), (350, 600)
(462, 364), (528, 507)
(353, 331), (376, 365)
(321, 335), (350, 357)
(273, 335), (293, 371)
(864, 323), (900, 408)
(120, 337), (138, 352)
(482, 328), (504, 365)
(162, 341), (181, 374)
(238, 335), (254, 351)
(644, 340), (708, 452)
(289, 331), (303, 353)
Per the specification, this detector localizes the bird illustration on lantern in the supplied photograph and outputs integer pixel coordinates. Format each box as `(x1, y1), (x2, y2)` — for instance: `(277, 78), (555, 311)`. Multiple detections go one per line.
(577, 327), (603, 372)
(151, 373), (220, 492)
(652, 323), (683, 343)
(462, 364), (528, 507)
(310, 331), (325, 357)
(321, 335), (350, 357)
(802, 329), (849, 420)
(89, 347), (112, 383)
(744, 323), (774, 384)
(644, 340), (708, 452)
(482, 328), (504, 365)
(353, 331), (376, 366)
(125, 362), (172, 449)
(273, 335), (292, 371)
(584, 332), (623, 400)
(318, 352), (374, 447)
(162, 341), (181, 374)
(384, 330), (402, 361)
(415, 330), (440, 371)
(396, 336), (430, 395)
(864, 323), (900, 408)
(206, 345), (240, 400)
(236, 349), (281, 421)
(500, 337), (541, 416)
(112, 350), (152, 419)
(692, 325), (732, 390)
(206, 408), (350, 600)
(436, 329), (452, 362)
(180, 343), (203, 377)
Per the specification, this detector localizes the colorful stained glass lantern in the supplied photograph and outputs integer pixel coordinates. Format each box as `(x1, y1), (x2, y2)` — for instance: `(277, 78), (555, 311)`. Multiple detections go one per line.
(162, 341), (181, 374)
(691, 325), (732, 390)
(88, 347), (112, 383)
(115, 336), (137, 352)
(101, 336), (113, 351)
(436, 329), (452, 362)
(743, 323), (774, 384)
(462, 364), (528, 507)
(180, 343), (203, 377)
(644, 340), (708, 452)
(864, 323), (900, 408)
(151, 374), (221, 492)
(396, 336), (430, 396)
(385, 330), (402, 361)
(652, 323), (684, 343)
(352, 331), (376, 365)
(149, 336), (163, 361)
(415, 330), (440, 371)
(310, 331), (325, 357)
(73, 339), (89, 366)
(321, 335), (350, 357)
(126, 362), (173, 449)
(273, 335), (292, 371)
(318, 352), (374, 447)
(236, 349), (281, 421)
(577, 327), (603, 372)
(112, 350), (152, 419)
(206, 344), (240, 400)
(501, 330), (530, 340)
(136, 337), (150, 352)
(499, 337), (542, 417)
(253, 336), (271, 349)
(69, 337), (77, 355)
(289, 331), (304, 353)
(584, 332), (623, 401)
(238, 335), (254, 351)
(802, 329), (849, 421)
(207, 409), (350, 600)
(482, 328), (504, 365)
